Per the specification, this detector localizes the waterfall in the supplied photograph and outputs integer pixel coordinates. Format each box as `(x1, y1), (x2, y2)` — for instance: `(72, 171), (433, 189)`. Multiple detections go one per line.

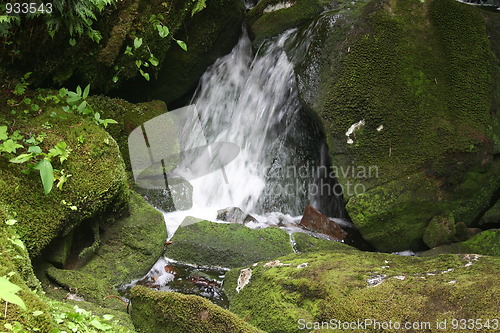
(160, 29), (344, 236)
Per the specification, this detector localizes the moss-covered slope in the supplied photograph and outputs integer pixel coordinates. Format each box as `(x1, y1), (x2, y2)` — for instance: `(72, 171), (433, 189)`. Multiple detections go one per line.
(225, 251), (500, 333)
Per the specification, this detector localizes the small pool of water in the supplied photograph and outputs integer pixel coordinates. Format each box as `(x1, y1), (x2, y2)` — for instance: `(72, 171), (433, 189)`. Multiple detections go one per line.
(119, 257), (229, 308)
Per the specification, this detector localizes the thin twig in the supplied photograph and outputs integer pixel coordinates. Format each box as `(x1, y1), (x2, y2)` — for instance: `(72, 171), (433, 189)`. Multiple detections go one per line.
(103, 295), (128, 305)
(4, 301), (8, 318)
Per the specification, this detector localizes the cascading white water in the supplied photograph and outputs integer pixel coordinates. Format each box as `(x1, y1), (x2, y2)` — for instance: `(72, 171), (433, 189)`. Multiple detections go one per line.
(162, 29), (344, 237)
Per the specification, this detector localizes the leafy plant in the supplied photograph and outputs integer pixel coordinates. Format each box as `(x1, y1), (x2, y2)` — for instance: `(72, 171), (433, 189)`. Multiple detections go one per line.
(13, 73), (31, 96)
(0, 276), (26, 312)
(118, 15), (188, 82)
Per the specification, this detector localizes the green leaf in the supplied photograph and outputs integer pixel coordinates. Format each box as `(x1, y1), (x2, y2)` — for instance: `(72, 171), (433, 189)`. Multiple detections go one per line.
(133, 37), (143, 49)
(77, 101), (87, 114)
(149, 55), (159, 67)
(11, 130), (23, 141)
(28, 146), (42, 154)
(0, 126), (8, 141)
(69, 38), (77, 46)
(23, 98), (31, 105)
(102, 314), (114, 321)
(1, 139), (23, 153)
(112, 76), (119, 83)
(76, 86), (82, 96)
(83, 84), (90, 99)
(48, 142), (71, 163)
(124, 46), (133, 56)
(94, 112), (101, 121)
(90, 318), (112, 330)
(135, 60), (142, 68)
(157, 25), (169, 38)
(9, 153), (33, 164)
(139, 70), (150, 81)
(192, 0), (206, 16)
(176, 40), (187, 51)
(32, 310), (44, 316)
(0, 277), (26, 310)
(9, 238), (25, 250)
(31, 103), (39, 111)
(35, 159), (54, 195)
(67, 95), (82, 104)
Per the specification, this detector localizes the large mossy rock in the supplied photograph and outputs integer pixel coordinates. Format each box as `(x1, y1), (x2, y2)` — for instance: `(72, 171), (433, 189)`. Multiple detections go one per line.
(246, 0), (329, 46)
(130, 286), (263, 333)
(421, 229), (500, 257)
(166, 219), (294, 268)
(0, 112), (128, 257)
(45, 191), (166, 308)
(224, 251), (500, 333)
(292, 0), (500, 251)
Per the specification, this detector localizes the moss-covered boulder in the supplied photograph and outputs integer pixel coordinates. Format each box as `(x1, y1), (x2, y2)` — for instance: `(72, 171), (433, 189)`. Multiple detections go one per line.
(422, 213), (456, 248)
(0, 112), (128, 257)
(224, 250), (500, 333)
(44, 191), (165, 307)
(480, 199), (500, 226)
(0, 220), (53, 331)
(421, 229), (500, 257)
(166, 219), (294, 268)
(294, 0), (500, 251)
(130, 286), (263, 333)
(292, 231), (357, 253)
(246, 0), (328, 46)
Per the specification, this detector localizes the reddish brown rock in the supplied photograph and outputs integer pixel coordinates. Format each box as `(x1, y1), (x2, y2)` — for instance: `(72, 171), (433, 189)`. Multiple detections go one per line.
(300, 205), (347, 241)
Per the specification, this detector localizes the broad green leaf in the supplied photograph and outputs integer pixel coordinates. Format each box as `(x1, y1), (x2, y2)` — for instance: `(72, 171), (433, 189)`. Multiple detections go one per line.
(133, 37), (143, 49)
(135, 60), (142, 68)
(76, 85), (82, 96)
(94, 112), (101, 121)
(66, 95), (81, 104)
(9, 153), (33, 164)
(83, 84), (90, 99)
(90, 318), (112, 330)
(157, 25), (169, 38)
(0, 277), (26, 310)
(69, 38), (77, 46)
(28, 146), (42, 154)
(0, 126), (8, 141)
(11, 130), (23, 141)
(102, 314), (114, 321)
(77, 101), (87, 114)
(112, 76), (119, 83)
(35, 159), (54, 195)
(1, 139), (23, 153)
(176, 40), (187, 51)
(9, 238), (25, 250)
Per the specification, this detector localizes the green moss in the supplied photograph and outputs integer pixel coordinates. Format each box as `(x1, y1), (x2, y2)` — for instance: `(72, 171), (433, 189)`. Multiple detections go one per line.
(480, 199), (500, 225)
(247, 0), (325, 46)
(224, 251), (500, 333)
(422, 229), (500, 257)
(0, 220), (54, 331)
(423, 213), (456, 248)
(302, 0), (498, 251)
(346, 173), (443, 251)
(0, 111), (128, 257)
(166, 220), (293, 268)
(43, 191), (165, 308)
(292, 232), (358, 253)
(130, 286), (263, 333)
